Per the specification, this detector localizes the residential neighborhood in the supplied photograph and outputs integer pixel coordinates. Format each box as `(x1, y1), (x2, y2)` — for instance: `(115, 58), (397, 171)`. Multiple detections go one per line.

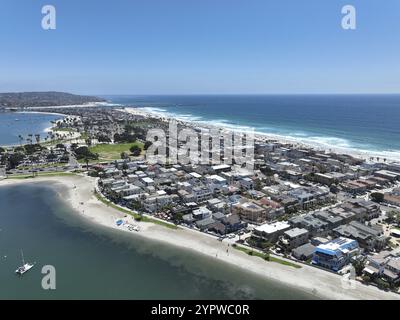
(2, 106), (400, 293)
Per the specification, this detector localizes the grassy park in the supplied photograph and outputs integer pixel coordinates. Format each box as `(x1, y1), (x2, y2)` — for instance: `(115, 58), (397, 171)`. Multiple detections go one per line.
(84, 142), (144, 163)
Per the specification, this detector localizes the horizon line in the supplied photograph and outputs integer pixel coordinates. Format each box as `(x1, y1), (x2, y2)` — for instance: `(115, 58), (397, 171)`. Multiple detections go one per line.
(2, 91), (400, 96)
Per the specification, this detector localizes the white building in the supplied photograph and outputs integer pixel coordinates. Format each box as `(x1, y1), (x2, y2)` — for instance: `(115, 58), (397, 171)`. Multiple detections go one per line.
(206, 175), (228, 192)
(253, 221), (291, 242)
(192, 207), (212, 220)
(141, 177), (155, 186)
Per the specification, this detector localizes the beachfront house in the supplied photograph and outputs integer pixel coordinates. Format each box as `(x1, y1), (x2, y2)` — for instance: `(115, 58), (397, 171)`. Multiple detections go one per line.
(312, 237), (360, 272)
(292, 243), (316, 261)
(278, 228), (309, 251)
(252, 221), (291, 243)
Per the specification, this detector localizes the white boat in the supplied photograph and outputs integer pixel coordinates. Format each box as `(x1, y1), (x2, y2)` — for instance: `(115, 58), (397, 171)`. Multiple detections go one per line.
(15, 250), (35, 275)
(127, 224), (140, 232)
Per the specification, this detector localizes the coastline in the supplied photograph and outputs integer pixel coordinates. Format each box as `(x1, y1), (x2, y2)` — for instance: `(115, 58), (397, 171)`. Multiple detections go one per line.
(0, 102), (107, 147)
(121, 106), (400, 162)
(25, 101), (114, 109)
(1, 174), (399, 300)
(3, 112), (81, 146)
(13, 102), (400, 162)
(0, 112), (66, 148)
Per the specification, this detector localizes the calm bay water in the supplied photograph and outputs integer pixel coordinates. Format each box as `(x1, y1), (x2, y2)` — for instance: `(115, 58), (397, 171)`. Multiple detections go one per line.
(0, 183), (314, 299)
(0, 112), (62, 146)
(104, 94), (400, 158)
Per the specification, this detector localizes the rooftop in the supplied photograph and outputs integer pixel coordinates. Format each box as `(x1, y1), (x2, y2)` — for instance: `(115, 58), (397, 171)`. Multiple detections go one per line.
(316, 237), (358, 256)
(284, 227), (309, 238)
(255, 221), (291, 234)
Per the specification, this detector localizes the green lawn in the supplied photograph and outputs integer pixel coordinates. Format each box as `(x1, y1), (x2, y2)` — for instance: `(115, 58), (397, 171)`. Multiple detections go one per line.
(233, 245), (301, 269)
(88, 142), (144, 162)
(234, 245), (270, 259)
(7, 172), (76, 179)
(269, 256), (302, 268)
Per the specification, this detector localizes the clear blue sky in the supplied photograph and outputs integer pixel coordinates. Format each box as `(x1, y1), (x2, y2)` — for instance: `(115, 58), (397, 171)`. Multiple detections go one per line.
(1, 0), (399, 94)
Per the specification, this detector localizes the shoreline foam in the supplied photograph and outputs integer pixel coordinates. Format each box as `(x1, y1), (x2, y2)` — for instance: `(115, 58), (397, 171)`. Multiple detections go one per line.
(122, 106), (400, 162)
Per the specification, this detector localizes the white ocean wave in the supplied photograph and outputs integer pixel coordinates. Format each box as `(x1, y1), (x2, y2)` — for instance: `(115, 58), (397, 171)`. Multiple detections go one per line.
(132, 107), (400, 161)
(141, 107), (168, 113)
(138, 107), (204, 122)
(201, 119), (254, 132)
(174, 114), (204, 121)
(303, 136), (352, 149)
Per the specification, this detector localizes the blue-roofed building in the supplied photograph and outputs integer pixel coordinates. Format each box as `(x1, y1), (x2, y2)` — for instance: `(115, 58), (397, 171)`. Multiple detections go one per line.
(312, 237), (360, 272)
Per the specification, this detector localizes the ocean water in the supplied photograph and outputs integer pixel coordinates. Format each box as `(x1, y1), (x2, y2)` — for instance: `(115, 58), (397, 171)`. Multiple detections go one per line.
(0, 183), (315, 299)
(103, 95), (400, 159)
(1, 95), (399, 158)
(0, 112), (62, 146)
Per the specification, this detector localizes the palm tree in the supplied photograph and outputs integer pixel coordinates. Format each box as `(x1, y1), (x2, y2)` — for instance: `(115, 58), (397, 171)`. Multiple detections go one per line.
(83, 156), (90, 170)
(18, 135), (24, 146)
(86, 137), (92, 147)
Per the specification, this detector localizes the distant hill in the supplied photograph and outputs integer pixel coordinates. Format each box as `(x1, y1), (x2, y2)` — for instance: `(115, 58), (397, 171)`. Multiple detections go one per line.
(0, 92), (106, 109)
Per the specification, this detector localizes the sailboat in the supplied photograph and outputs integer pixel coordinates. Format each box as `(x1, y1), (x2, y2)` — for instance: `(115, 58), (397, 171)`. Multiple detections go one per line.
(15, 250), (35, 275)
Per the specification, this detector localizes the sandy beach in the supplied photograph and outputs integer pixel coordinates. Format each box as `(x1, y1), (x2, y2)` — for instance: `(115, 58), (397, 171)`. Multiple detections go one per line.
(121, 107), (400, 162)
(1, 174), (399, 300)
(26, 101), (116, 110)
